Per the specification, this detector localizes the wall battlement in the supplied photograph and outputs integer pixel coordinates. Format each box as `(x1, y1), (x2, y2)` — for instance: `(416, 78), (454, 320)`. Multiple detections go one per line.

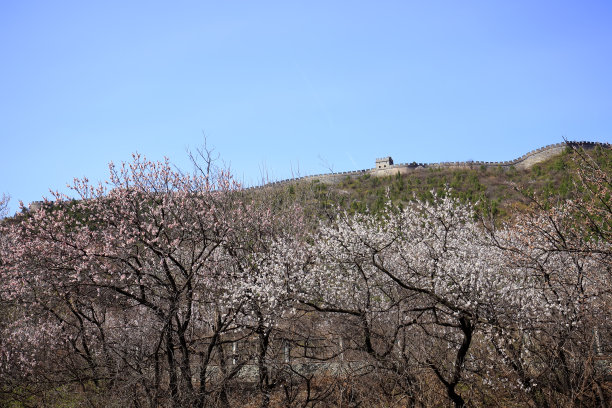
(251, 141), (610, 190)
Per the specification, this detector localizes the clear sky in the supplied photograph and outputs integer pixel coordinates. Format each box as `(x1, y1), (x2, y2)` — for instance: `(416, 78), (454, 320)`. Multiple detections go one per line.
(1, 1), (611, 215)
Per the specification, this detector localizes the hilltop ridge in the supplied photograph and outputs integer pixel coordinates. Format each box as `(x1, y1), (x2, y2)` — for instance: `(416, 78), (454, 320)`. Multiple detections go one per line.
(259, 141), (610, 188)
(250, 140), (611, 218)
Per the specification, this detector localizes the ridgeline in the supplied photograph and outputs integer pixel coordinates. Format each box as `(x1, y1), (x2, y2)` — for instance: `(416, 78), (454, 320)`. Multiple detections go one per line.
(258, 141), (611, 219)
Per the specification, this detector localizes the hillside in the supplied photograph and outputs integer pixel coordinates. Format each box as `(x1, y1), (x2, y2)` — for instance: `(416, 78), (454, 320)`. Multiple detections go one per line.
(265, 141), (611, 219)
(16, 141), (612, 223)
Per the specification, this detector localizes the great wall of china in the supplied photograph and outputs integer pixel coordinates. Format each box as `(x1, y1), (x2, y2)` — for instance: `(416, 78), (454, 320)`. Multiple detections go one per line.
(25, 141), (610, 211)
(257, 141), (610, 188)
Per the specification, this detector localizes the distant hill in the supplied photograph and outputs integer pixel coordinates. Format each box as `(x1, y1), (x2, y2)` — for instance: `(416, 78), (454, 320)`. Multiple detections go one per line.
(259, 141), (611, 219)
(18, 141), (612, 222)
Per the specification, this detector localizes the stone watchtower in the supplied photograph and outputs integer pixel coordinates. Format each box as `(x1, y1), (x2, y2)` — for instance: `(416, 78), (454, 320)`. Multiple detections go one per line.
(375, 156), (393, 169)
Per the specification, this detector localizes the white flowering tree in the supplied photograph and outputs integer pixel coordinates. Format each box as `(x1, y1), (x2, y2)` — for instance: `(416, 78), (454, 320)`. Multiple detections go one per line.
(214, 193), (310, 408)
(275, 192), (525, 407)
(487, 193), (612, 406)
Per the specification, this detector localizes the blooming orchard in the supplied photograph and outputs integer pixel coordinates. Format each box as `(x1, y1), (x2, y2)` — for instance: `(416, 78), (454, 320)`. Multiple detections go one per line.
(0, 150), (610, 407)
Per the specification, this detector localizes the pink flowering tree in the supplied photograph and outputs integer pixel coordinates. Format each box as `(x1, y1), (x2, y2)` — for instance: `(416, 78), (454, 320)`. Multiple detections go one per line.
(0, 153), (291, 407)
(0, 194), (8, 218)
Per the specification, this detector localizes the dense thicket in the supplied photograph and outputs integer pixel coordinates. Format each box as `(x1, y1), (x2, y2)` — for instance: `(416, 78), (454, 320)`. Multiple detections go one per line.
(1, 146), (610, 407)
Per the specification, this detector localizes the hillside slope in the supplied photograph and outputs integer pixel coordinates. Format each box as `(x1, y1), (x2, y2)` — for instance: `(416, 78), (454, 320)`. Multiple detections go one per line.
(266, 141), (611, 219)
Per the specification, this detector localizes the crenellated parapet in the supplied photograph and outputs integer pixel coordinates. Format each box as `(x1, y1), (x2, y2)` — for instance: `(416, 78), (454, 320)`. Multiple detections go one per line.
(370, 141), (609, 176)
(245, 141), (610, 190)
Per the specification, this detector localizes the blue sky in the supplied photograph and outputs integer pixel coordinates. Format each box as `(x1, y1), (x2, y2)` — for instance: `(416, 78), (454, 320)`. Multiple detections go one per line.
(1, 1), (611, 215)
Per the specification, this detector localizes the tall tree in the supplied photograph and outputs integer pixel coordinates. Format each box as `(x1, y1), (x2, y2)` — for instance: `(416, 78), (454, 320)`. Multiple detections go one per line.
(0, 153), (278, 406)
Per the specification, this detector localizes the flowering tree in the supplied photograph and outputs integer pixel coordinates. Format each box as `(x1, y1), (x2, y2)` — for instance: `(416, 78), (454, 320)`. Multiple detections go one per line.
(2, 146), (610, 407)
(571, 144), (612, 245)
(212, 189), (310, 408)
(0, 153), (293, 407)
(0, 194), (8, 218)
(484, 146), (612, 407)
(277, 192), (533, 407)
(283, 185), (610, 407)
(485, 208), (610, 407)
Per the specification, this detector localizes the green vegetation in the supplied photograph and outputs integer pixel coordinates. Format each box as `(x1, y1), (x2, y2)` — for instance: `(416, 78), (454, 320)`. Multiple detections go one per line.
(280, 146), (612, 220)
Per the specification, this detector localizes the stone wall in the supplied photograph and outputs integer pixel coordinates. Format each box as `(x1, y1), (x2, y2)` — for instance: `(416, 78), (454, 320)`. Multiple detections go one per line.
(248, 141), (610, 189)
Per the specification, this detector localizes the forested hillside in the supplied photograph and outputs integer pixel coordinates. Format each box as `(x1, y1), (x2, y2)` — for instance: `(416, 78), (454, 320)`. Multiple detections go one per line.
(0, 144), (610, 407)
(276, 144), (612, 220)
